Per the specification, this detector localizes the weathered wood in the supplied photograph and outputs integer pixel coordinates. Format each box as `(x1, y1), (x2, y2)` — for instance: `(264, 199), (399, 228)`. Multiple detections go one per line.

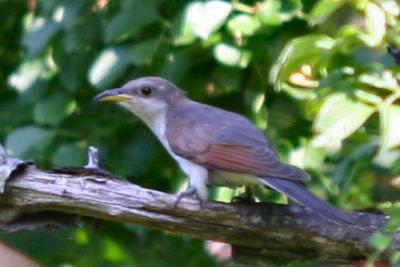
(0, 147), (398, 264)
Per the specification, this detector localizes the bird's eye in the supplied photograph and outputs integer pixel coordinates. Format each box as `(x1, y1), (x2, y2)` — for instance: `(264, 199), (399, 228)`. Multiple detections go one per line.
(138, 87), (154, 97)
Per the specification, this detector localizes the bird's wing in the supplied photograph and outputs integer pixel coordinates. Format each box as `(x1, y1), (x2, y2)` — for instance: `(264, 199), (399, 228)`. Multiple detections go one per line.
(166, 102), (310, 181)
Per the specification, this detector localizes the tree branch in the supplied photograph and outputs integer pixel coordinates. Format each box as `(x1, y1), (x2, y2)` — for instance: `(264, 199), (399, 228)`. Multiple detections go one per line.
(0, 146), (398, 264)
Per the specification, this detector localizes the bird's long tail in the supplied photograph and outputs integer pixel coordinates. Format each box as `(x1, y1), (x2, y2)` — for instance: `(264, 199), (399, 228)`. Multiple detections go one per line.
(261, 177), (354, 224)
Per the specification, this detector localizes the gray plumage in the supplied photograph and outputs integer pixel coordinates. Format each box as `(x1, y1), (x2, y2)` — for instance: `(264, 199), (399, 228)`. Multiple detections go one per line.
(95, 76), (354, 224)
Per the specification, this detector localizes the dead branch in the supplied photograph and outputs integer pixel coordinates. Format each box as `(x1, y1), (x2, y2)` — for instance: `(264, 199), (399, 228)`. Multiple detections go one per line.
(0, 145), (398, 264)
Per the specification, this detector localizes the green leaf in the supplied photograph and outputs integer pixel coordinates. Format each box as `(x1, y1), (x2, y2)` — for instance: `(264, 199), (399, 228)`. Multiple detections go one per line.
(380, 104), (400, 151)
(5, 126), (55, 158)
(227, 14), (261, 36)
(213, 43), (251, 68)
(22, 18), (60, 57)
(256, 0), (282, 26)
(118, 130), (158, 176)
(370, 232), (393, 252)
(172, 11), (197, 45)
(358, 2), (386, 47)
(269, 34), (336, 91)
(392, 251), (400, 265)
(309, 0), (346, 25)
(33, 93), (76, 125)
(159, 54), (190, 82)
(128, 39), (159, 66)
(88, 47), (130, 88)
(52, 143), (86, 166)
(186, 1), (232, 40)
(7, 60), (45, 93)
(312, 92), (375, 148)
(358, 71), (400, 92)
(104, 1), (159, 43)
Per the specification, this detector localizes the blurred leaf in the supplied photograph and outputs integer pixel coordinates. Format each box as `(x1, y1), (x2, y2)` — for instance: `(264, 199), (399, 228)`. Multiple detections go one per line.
(213, 43), (251, 68)
(104, 1), (159, 43)
(58, 52), (89, 92)
(33, 93), (75, 125)
(7, 60), (44, 93)
(103, 238), (130, 262)
(358, 2), (386, 47)
(64, 14), (103, 52)
(187, 1), (232, 40)
(88, 47), (130, 88)
(159, 54), (190, 82)
(309, 0), (346, 25)
(312, 92), (375, 148)
(370, 232), (393, 252)
(213, 187), (235, 202)
(118, 130), (158, 176)
(172, 10), (197, 45)
(392, 251), (400, 265)
(22, 19), (60, 57)
(52, 143), (86, 166)
(358, 71), (400, 92)
(55, 1), (84, 26)
(227, 14), (261, 36)
(380, 104), (400, 151)
(129, 39), (159, 66)
(256, 0), (282, 26)
(281, 0), (302, 15)
(5, 126), (55, 158)
(269, 34), (335, 91)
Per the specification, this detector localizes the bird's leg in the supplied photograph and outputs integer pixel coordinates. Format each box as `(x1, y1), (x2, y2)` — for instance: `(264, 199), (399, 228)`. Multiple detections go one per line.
(175, 165), (209, 208)
(232, 187), (255, 204)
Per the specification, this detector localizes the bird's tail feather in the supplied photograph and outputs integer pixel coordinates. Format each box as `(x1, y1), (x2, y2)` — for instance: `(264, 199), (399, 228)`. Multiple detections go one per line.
(261, 177), (354, 224)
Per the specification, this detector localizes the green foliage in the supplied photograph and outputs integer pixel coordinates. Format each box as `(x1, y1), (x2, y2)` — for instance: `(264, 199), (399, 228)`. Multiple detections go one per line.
(0, 0), (399, 265)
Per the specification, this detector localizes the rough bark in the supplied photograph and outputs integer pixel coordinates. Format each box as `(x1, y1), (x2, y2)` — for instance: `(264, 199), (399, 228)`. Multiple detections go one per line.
(0, 146), (398, 264)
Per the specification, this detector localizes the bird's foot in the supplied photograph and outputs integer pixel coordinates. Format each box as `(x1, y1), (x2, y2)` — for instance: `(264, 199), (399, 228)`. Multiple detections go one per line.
(232, 189), (255, 204)
(175, 186), (202, 208)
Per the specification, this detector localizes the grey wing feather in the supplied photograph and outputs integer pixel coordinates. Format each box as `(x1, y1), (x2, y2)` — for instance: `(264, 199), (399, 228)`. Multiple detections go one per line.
(166, 100), (310, 181)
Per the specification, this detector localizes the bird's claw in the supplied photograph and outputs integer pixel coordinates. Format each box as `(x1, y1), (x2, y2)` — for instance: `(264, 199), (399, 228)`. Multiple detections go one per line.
(175, 186), (202, 208)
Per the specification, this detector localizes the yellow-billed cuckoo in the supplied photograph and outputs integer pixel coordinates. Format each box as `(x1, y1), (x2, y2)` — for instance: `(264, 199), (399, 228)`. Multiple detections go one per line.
(94, 76), (353, 224)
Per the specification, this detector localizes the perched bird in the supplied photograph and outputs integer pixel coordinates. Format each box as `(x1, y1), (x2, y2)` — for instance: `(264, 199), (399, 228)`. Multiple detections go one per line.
(94, 76), (353, 224)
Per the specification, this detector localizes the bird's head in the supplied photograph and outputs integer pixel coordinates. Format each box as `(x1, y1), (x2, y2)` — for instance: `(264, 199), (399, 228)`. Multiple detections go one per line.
(94, 76), (186, 125)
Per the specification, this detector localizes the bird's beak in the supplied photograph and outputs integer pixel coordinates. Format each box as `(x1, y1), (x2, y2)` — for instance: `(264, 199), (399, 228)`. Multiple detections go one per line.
(93, 88), (133, 102)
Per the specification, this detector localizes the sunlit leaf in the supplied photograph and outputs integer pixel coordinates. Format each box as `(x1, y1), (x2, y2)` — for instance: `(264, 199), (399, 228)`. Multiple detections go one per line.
(172, 11), (197, 45)
(213, 43), (251, 68)
(312, 92), (375, 148)
(358, 2), (386, 47)
(358, 71), (399, 92)
(380, 104), (400, 151)
(227, 14), (261, 36)
(7, 60), (44, 92)
(187, 1), (232, 40)
(33, 93), (75, 125)
(256, 0), (282, 26)
(88, 47), (129, 88)
(269, 34), (335, 91)
(309, 0), (346, 25)
(5, 126), (55, 158)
